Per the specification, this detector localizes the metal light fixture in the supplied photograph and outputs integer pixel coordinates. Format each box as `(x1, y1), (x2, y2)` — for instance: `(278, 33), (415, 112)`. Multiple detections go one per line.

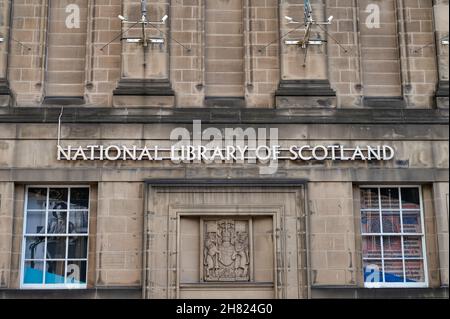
(126, 38), (142, 43)
(118, 0), (168, 47)
(101, 0), (190, 52)
(308, 40), (325, 45)
(281, 0), (348, 67)
(285, 16), (300, 24)
(258, 1), (350, 66)
(149, 38), (164, 44)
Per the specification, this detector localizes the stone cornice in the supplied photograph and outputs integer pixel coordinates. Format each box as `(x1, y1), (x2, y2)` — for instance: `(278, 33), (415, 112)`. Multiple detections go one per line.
(0, 107), (448, 124)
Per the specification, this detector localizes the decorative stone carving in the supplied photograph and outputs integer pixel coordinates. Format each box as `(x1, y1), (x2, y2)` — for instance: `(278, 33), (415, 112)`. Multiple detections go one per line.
(202, 219), (250, 282)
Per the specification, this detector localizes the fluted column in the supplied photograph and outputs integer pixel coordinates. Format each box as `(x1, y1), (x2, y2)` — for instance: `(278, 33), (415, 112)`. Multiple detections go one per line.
(275, 0), (336, 108)
(0, 0), (11, 106)
(113, 0), (174, 107)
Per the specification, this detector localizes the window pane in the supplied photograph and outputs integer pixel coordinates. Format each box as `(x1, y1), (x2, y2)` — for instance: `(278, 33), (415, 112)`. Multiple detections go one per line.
(403, 237), (423, 259)
(401, 188), (420, 210)
(69, 211), (89, 234)
(68, 237), (88, 259)
(45, 260), (65, 284)
(362, 236), (382, 259)
(380, 188), (400, 209)
(70, 188), (89, 210)
(363, 260), (383, 283)
(67, 261), (87, 284)
(384, 260), (405, 282)
(24, 237), (45, 260)
(25, 211), (46, 234)
(27, 188), (47, 210)
(48, 188), (68, 210)
(383, 236), (402, 258)
(360, 188), (379, 209)
(402, 211), (422, 233)
(381, 210), (401, 233)
(46, 237), (67, 259)
(47, 211), (68, 234)
(405, 260), (425, 283)
(361, 211), (380, 233)
(23, 261), (44, 284)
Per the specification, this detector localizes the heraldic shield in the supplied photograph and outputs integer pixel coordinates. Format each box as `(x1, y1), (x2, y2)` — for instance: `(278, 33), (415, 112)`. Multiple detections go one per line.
(202, 219), (251, 282)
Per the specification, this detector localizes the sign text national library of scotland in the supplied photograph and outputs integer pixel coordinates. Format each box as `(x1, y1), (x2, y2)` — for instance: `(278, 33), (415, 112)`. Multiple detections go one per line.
(57, 144), (395, 162)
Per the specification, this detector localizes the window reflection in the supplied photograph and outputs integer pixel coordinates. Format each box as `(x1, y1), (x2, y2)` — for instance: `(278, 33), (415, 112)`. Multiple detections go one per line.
(23, 187), (90, 287)
(360, 187), (426, 286)
(69, 211), (88, 234)
(49, 188), (68, 210)
(25, 211), (46, 234)
(70, 188), (89, 210)
(47, 211), (71, 234)
(27, 188), (47, 210)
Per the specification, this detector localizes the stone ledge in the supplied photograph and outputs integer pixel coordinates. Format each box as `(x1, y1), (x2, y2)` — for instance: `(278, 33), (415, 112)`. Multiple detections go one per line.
(0, 79), (10, 96)
(275, 80), (337, 108)
(436, 80), (449, 109)
(311, 286), (449, 299)
(1, 168), (448, 184)
(0, 79), (11, 107)
(113, 79), (175, 107)
(0, 107), (447, 124)
(275, 80), (336, 97)
(0, 287), (142, 299)
(43, 96), (85, 106)
(363, 96), (407, 108)
(145, 179), (308, 187)
(113, 79), (175, 96)
(436, 80), (449, 98)
(205, 97), (246, 108)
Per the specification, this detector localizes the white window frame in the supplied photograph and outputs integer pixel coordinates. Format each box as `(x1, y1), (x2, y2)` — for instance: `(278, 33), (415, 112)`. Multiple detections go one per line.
(360, 185), (429, 289)
(20, 185), (90, 290)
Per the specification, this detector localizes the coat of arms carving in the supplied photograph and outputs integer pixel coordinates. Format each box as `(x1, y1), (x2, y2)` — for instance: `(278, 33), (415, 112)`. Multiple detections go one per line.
(202, 219), (251, 282)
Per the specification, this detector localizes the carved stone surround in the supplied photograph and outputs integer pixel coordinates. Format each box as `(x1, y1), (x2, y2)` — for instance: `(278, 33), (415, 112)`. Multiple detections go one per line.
(144, 184), (307, 299)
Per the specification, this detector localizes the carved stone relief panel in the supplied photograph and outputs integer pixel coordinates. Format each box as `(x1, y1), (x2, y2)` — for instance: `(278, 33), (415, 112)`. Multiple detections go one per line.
(201, 218), (251, 282)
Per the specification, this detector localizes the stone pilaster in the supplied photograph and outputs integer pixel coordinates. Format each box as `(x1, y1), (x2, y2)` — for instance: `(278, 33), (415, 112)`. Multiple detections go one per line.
(433, 0), (449, 108)
(113, 0), (174, 107)
(396, 0), (437, 108)
(0, 0), (11, 107)
(0, 182), (14, 288)
(432, 183), (449, 287)
(275, 0), (336, 108)
(359, 0), (405, 108)
(96, 182), (143, 287)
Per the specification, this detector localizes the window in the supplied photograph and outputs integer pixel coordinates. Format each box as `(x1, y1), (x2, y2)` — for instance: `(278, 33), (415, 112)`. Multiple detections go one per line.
(21, 186), (89, 289)
(360, 186), (428, 288)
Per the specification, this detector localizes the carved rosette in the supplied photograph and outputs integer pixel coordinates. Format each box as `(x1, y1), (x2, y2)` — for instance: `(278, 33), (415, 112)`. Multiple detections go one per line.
(202, 219), (250, 282)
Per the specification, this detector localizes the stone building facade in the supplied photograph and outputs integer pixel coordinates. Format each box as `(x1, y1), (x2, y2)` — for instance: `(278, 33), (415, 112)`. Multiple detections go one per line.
(0, 0), (448, 299)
